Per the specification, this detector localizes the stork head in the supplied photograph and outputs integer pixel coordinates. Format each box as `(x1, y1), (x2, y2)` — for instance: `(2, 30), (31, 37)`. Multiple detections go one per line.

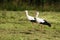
(36, 11), (39, 18)
(25, 10), (29, 16)
(36, 11), (39, 15)
(25, 10), (28, 13)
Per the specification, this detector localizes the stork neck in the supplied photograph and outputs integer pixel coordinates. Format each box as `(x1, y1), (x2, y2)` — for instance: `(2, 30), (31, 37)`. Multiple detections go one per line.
(36, 13), (39, 18)
(26, 11), (29, 17)
(36, 12), (39, 18)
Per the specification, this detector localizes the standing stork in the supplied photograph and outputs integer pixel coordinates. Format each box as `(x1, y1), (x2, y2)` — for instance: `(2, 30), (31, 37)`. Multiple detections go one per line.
(25, 10), (36, 23)
(35, 11), (51, 27)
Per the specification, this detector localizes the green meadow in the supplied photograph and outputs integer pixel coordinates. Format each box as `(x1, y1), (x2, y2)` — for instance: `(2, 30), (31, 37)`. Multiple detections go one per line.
(0, 11), (60, 40)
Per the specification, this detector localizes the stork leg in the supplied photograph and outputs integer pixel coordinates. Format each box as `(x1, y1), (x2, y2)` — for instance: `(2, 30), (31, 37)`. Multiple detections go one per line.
(32, 22), (37, 27)
(40, 25), (43, 31)
(35, 24), (43, 31)
(40, 24), (44, 32)
(31, 22), (36, 30)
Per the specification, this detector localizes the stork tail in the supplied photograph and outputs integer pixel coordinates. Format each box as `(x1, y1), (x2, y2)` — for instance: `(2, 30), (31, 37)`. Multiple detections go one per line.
(44, 20), (51, 27)
(40, 20), (51, 27)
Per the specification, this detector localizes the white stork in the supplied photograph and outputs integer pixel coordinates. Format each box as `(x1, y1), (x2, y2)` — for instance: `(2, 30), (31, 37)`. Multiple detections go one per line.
(25, 10), (36, 23)
(35, 11), (51, 27)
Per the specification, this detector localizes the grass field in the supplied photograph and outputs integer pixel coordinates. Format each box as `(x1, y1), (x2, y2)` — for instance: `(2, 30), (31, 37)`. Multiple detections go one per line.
(0, 11), (60, 40)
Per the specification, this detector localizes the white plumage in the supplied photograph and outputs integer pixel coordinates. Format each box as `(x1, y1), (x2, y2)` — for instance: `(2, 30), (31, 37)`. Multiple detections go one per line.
(36, 12), (45, 23)
(36, 18), (45, 23)
(25, 10), (51, 27)
(35, 11), (51, 27)
(25, 10), (36, 22)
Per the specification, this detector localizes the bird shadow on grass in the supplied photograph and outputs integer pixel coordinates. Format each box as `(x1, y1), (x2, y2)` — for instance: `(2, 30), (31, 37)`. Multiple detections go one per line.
(20, 31), (32, 34)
